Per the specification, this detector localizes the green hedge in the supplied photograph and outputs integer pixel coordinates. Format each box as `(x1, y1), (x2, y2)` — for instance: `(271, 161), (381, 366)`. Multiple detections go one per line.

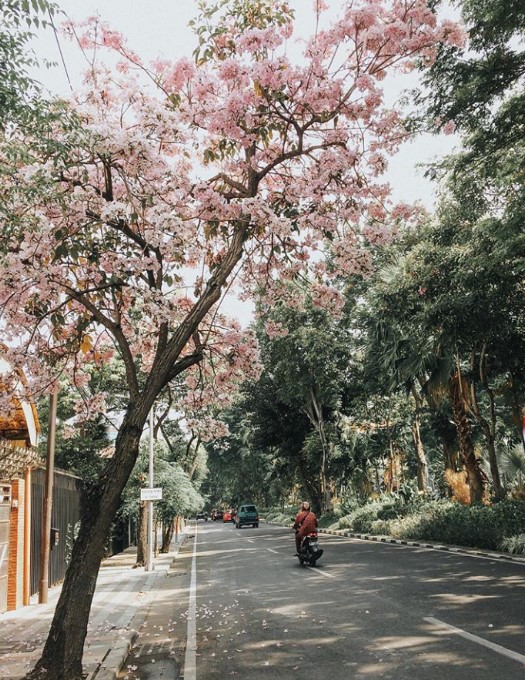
(337, 499), (525, 553)
(414, 500), (525, 551)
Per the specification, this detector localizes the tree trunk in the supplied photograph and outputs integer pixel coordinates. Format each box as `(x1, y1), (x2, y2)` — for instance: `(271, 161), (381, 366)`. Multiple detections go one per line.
(442, 439), (459, 497)
(305, 388), (331, 514)
(411, 387), (429, 494)
(443, 439), (459, 473)
(295, 451), (322, 515)
(161, 518), (174, 553)
(417, 374), (458, 493)
(135, 501), (148, 567)
(508, 377), (525, 452)
(483, 423), (504, 500)
(412, 418), (429, 493)
(473, 350), (504, 500)
(449, 374), (485, 504)
(26, 406), (148, 680)
(472, 382), (503, 500)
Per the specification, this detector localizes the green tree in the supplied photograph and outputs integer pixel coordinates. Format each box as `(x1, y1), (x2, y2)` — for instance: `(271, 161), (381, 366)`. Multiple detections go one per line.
(120, 439), (205, 561)
(0, 0), (55, 127)
(421, 0), (525, 148)
(363, 205), (525, 502)
(255, 297), (353, 512)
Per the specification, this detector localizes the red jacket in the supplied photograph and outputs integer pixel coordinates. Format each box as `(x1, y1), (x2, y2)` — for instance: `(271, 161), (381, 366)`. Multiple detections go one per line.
(294, 510), (309, 530)
(294, 510), (318, 537)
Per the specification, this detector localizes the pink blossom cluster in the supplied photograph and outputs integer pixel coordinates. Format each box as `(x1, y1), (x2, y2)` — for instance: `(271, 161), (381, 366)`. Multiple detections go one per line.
(0, 0), (463, 422)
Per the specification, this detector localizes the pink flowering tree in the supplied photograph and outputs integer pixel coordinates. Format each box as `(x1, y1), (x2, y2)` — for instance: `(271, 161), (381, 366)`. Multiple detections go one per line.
(0, 1), (462, 677)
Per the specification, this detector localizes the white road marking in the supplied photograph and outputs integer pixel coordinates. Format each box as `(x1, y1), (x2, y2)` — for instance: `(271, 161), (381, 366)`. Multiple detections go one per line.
(425, 617), (525, 665)
(246, 534), (275, 539)
(267, 548), (278, 554)
(307, 565), (336, 578)
(184, 525), (198, 680)
(247, 539), (255, 543)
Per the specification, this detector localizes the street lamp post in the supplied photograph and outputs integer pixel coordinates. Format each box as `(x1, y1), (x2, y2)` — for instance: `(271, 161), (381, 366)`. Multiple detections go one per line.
(146, 407), (154, 572)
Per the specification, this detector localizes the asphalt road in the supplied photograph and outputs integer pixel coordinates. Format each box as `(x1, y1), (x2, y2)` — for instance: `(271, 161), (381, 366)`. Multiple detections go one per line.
(119, 521), (525, 679)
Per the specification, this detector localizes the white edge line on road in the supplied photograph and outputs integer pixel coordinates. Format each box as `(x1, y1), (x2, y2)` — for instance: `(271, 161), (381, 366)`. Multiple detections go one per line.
(307, 565), (336, 578)
(184, 525), (198, 680)
(267, 548), (278, 554)
(424, 616), (525, 666)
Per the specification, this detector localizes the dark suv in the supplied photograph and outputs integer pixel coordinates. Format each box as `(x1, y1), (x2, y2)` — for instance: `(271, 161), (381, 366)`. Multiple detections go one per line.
(235, 504), (259, 528)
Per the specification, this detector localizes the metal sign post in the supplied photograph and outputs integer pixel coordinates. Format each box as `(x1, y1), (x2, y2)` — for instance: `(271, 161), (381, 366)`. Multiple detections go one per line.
(146, 408), (154, 572)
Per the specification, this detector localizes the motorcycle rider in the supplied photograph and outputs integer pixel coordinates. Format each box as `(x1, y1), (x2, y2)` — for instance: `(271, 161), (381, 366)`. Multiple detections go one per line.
(293, 501), (318, 555)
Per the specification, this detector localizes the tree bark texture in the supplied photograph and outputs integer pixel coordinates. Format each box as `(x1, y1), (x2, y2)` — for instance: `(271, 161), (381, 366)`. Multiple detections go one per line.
(305, 388), (331, 514)
(135, 501), (148, 567)
(472, 349), (504, 499)
(449, 374), (485, 504)
(161, 519), (174, 553)
(412, 418), (429, 493)
(411, 388), (429, 493)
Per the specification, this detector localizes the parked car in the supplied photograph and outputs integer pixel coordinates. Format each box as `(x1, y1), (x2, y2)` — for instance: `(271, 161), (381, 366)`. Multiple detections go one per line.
(211, 509), (223, 521)
(235, 504), (259, 528)
(222, 508), (234, 522)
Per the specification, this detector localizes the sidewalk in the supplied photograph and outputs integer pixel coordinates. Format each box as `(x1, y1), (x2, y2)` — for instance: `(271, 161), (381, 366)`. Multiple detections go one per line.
(0, 531), (188, 680)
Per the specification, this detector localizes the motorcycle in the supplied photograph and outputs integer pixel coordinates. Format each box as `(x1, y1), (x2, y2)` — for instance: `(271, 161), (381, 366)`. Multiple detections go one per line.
(297, 531), (323, 567)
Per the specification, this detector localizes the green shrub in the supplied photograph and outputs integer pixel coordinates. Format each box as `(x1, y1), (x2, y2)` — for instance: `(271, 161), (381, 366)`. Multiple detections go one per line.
(414, 500), (525, 551)
(501, 534), (525, 554)
(376, 503), (398, 520)
(336, 499), (525, 553)
(317, 512), (340, 529)
(339, 502), (383, 532)
(262, 508), (295, 525)
(369, 519), (393, 535)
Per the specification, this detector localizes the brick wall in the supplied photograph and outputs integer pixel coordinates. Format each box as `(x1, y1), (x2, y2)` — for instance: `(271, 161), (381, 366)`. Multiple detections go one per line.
(7, 479), (24, 610)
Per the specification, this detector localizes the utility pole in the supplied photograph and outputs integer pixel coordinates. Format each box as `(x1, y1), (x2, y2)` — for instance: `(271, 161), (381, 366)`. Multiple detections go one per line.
(146, 407), (154, 572)
(39, 385), (58, 603)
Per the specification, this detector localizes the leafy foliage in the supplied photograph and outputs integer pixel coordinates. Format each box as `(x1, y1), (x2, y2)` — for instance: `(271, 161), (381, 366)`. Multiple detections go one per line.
(0, 0), (55, 127)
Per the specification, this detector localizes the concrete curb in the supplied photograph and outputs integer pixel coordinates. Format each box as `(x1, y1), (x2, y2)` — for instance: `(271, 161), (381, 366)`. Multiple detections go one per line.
(264, 520), (525, 565)
(89, 630), (139, 680)
(319, 528), (525, 564)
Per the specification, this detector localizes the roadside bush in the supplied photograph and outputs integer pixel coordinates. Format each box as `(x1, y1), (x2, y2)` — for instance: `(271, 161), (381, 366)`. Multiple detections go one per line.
(338, 494), (423, 533)
(338, 502), (383, 532)
(376, 503), (399, 520)
(501, 534), (525, 555)
(262, 507), (294, 525)
(317, 512), (340, 529)
(415, 500), (525, 550)
(369, 514), (423, 539)
(369, 519), (393, 535)
(336, 499), (525, 553)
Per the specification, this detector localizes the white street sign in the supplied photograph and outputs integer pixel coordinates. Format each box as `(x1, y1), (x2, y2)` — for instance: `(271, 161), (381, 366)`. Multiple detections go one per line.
(140, 487), (163, 501)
